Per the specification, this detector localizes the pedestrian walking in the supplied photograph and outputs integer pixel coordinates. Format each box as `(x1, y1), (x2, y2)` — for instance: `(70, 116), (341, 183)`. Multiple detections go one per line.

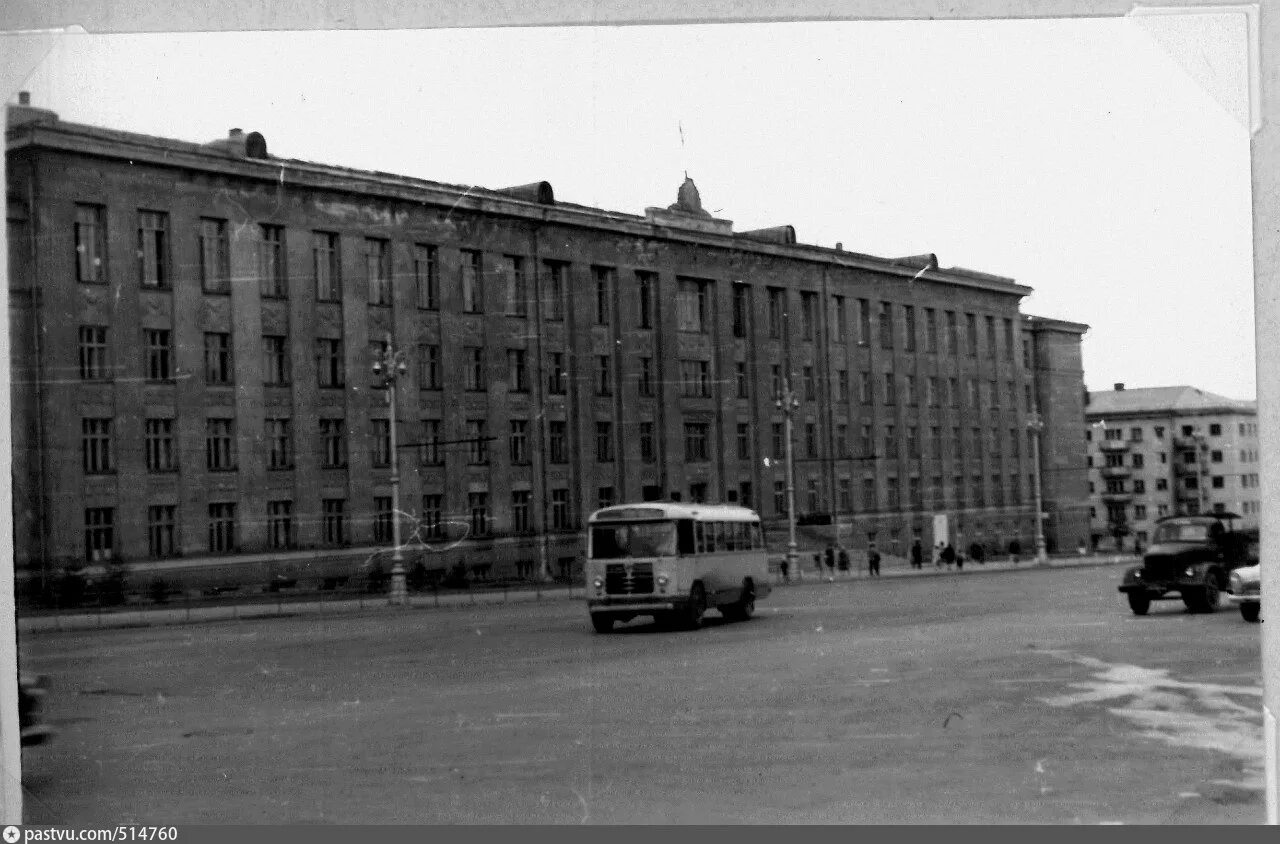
(779, 556), (790, 582)
(867, 545), (881, 577)
(910, 540), (923, 570)
(824, 545), (836, 581)
(837, 547), (850, 574)
(940, 543), (955, 570)
(956, 549), (965, 571)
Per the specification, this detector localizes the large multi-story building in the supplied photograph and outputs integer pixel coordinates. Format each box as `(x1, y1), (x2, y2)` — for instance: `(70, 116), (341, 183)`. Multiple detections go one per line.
(1084, 383), (1260, 551)
(6, 95), (1091, 585)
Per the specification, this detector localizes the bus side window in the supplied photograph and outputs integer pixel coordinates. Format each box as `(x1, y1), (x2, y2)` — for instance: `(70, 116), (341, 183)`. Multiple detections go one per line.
(694, 522), (705, 554)
(706, 522), (717, 554)
(729, 522), (741, 551)
(752, 523), (763, 549)
(677, 519), (696, 555)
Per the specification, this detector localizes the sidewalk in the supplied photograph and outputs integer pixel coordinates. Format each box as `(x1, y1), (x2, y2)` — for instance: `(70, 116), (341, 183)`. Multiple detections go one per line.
(17, 553), (1137, 634)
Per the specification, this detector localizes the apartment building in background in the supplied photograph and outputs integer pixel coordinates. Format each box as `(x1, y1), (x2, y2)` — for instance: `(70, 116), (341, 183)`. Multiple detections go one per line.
(1085, 383), (1259, 551)
(6, 95), (1091, 584)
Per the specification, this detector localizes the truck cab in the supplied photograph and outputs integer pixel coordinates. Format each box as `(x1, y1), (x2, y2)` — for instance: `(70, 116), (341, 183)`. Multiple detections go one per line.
(1117, 514), (1257, 615)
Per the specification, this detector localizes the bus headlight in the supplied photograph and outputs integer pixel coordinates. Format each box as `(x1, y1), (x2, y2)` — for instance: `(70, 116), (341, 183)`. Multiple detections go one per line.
(593, 577), (603, 589)
(1184, 566), (1196, 578)
(657, 574), (669, 586)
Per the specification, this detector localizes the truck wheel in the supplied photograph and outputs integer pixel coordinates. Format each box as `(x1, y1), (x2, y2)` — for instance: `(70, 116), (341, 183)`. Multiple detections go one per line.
(1241, 603), (1261, 623)
(1202, 579), (1221, 612)
(1127, 593), (1151, 616)
(591, 614), (614, 634)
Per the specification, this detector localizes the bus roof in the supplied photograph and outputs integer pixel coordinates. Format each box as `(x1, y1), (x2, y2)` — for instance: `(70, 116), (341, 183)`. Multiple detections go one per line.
(588, 502), (761, 523)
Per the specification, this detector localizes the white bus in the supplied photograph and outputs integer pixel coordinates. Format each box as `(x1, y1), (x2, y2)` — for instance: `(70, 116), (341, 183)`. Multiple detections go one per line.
(585, 502), (772, 633)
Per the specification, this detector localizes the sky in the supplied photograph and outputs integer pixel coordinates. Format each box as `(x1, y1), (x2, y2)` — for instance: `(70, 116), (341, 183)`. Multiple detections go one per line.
(11, 15), (1257, 400)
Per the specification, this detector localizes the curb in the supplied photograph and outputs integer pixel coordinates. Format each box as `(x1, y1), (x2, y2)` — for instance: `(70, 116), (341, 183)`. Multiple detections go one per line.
(19, 555), (1137, 634)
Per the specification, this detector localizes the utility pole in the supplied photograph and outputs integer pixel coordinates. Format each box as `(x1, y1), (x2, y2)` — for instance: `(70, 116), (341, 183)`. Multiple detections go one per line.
(1027, 412), (1049, 565)
(777, 376), (800, 579)
(372, 332), (409, 605)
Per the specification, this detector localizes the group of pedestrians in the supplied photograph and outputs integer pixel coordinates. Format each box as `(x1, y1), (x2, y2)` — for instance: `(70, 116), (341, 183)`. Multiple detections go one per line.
(782, 537), (984, 582)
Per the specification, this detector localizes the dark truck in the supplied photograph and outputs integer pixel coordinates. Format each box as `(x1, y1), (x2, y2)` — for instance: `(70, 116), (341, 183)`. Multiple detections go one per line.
(1118, 514), (1258, 615)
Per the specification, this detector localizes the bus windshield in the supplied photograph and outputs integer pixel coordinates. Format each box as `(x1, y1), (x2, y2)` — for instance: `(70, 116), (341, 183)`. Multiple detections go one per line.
(590, 521), (678, 559)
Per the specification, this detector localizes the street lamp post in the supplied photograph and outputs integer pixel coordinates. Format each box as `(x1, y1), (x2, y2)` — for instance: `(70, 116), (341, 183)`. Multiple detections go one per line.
(777, 376), (801, 580)
(1027, 413), (1049, 565)
(373, 332), (409, 605)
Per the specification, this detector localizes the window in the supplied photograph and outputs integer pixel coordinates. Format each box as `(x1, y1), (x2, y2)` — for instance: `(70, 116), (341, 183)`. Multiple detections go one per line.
(371, 418), (391, 467)
(364, 238), (391, 305)
(138, 210), (170, 288)
(321, 499), (347, 545)
(857, 299), (871, 345)
(544, 262), (567, 321)
(144, 329), (171, 381)
(806, 422), (818, 458)
(837, 370), (850, 402)
(417, 344), (441, 390)
(772, 423), (785, 459)
(638, 271), (656, 329)
(836, 424), (849, 457)
(878, 302), (893, 349)
(950, 377), (960, 407)
(461, 250), (483, 312)
(464, 347), (486, 391)
(145, 418), (176, 472)
(199, 218), (231, 293)
(726, 283), (749, 338)
(966, 313), (978, 356)
(597, 421), (614, 462)
(639, 421), (655, 463)
(907, 424), (919, 455)
(84, 507), (115, 562)
(258, 225), (287, 298)
(597, 355), (613, 396)
(549, 421), (567, 463)
(414, 244), (438, 309)
(1212, 476), (1225, 489)
(886, 477), (900, 509)
(910, 476), (923, 509)
(1211, 450), (1223, 463)
(548, 352), (568, 395)
(860, 372), (873, 404)
(509, 420), (529, 464)
(860, 424), (873, 456)
(373, 496), (394, 543)
(467, 420), (489, 465)
(838, 478), (852, 512)
(806, 478), (820, 513)
(504, 255), (527, 317)
(598, 487), (617, 509)
(594, 266), (613, 324)
(313, 231), (341, 301)
(933, 426), (944, 458)
(1208, 423), (1222, 436)
(771, 365), (783, 400)
(74, 205), (107, 283)
(551, 489), (571, 531)
(988, 380), (999, 409)
(147, 505), (177, 558)
(884, 372), (896, 405)
(205, 418), (236, 471)
(204, 332), (233, 384)
(265, 418), (293, 470)
(1155, 426), (1165, 439)
(832, 295), (847, 343)
(1023, 338), (1032, 368)
(775, 481), (788, 515)
(883, 424), (896, 457)
(78, 326), (109, 380)
(803, 366), (816, 400)
(739, 482), (753, 509)
(320, 419), (347, 468)
(678, 359), (711, 397)
(507, 349), (529, 392)
(737, 423), (751, 459)
(768, 287), (785, 338)
(685, 422), (709, 461)
(639, 357), (655, 397)
(799, 292), (818, 340)
(267, 500), (294, 550)
(512, 490), (532, 533)
(678, 278), (709, 332)
(262, 335), (290, 385)
(903, 306), (917, 352)
(316, 339), (344, 388)
(82, 418), (114, 474)
(985, 316), (997, 359)
(421, 494), (444, 540)
(1132, 453), (1145, 468)
(207, 502), (236, 553)
(1156, 478), (1168, 491)
(945, 311), (959, 354)
(419, 419), (442, 466)
(906, 375), (918, 405)
(925, 309), (938, 353)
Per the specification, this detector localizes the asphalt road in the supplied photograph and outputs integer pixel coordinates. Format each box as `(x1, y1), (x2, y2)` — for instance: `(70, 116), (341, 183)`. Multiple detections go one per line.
(18, 564), (1266, 824)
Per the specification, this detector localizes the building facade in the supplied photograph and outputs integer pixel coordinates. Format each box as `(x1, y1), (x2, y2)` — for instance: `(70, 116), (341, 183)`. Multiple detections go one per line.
(6, 99), (1091, 583)
(1085, 383), (1260, 551)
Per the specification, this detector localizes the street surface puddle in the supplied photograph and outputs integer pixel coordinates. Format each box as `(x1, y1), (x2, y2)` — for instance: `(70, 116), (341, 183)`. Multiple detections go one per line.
(1038, 652), (1263, 791)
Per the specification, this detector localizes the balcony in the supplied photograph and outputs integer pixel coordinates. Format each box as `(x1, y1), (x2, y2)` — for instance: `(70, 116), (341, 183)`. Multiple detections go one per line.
(1172, 435), (1205, 451)
(1172, 461), (1200, 477)
(1099, 465), (1131, 479)
(1174, 487), (1202, 503)
(1101, 491), (1133, 503)
(1098, 440), (1130, 453)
